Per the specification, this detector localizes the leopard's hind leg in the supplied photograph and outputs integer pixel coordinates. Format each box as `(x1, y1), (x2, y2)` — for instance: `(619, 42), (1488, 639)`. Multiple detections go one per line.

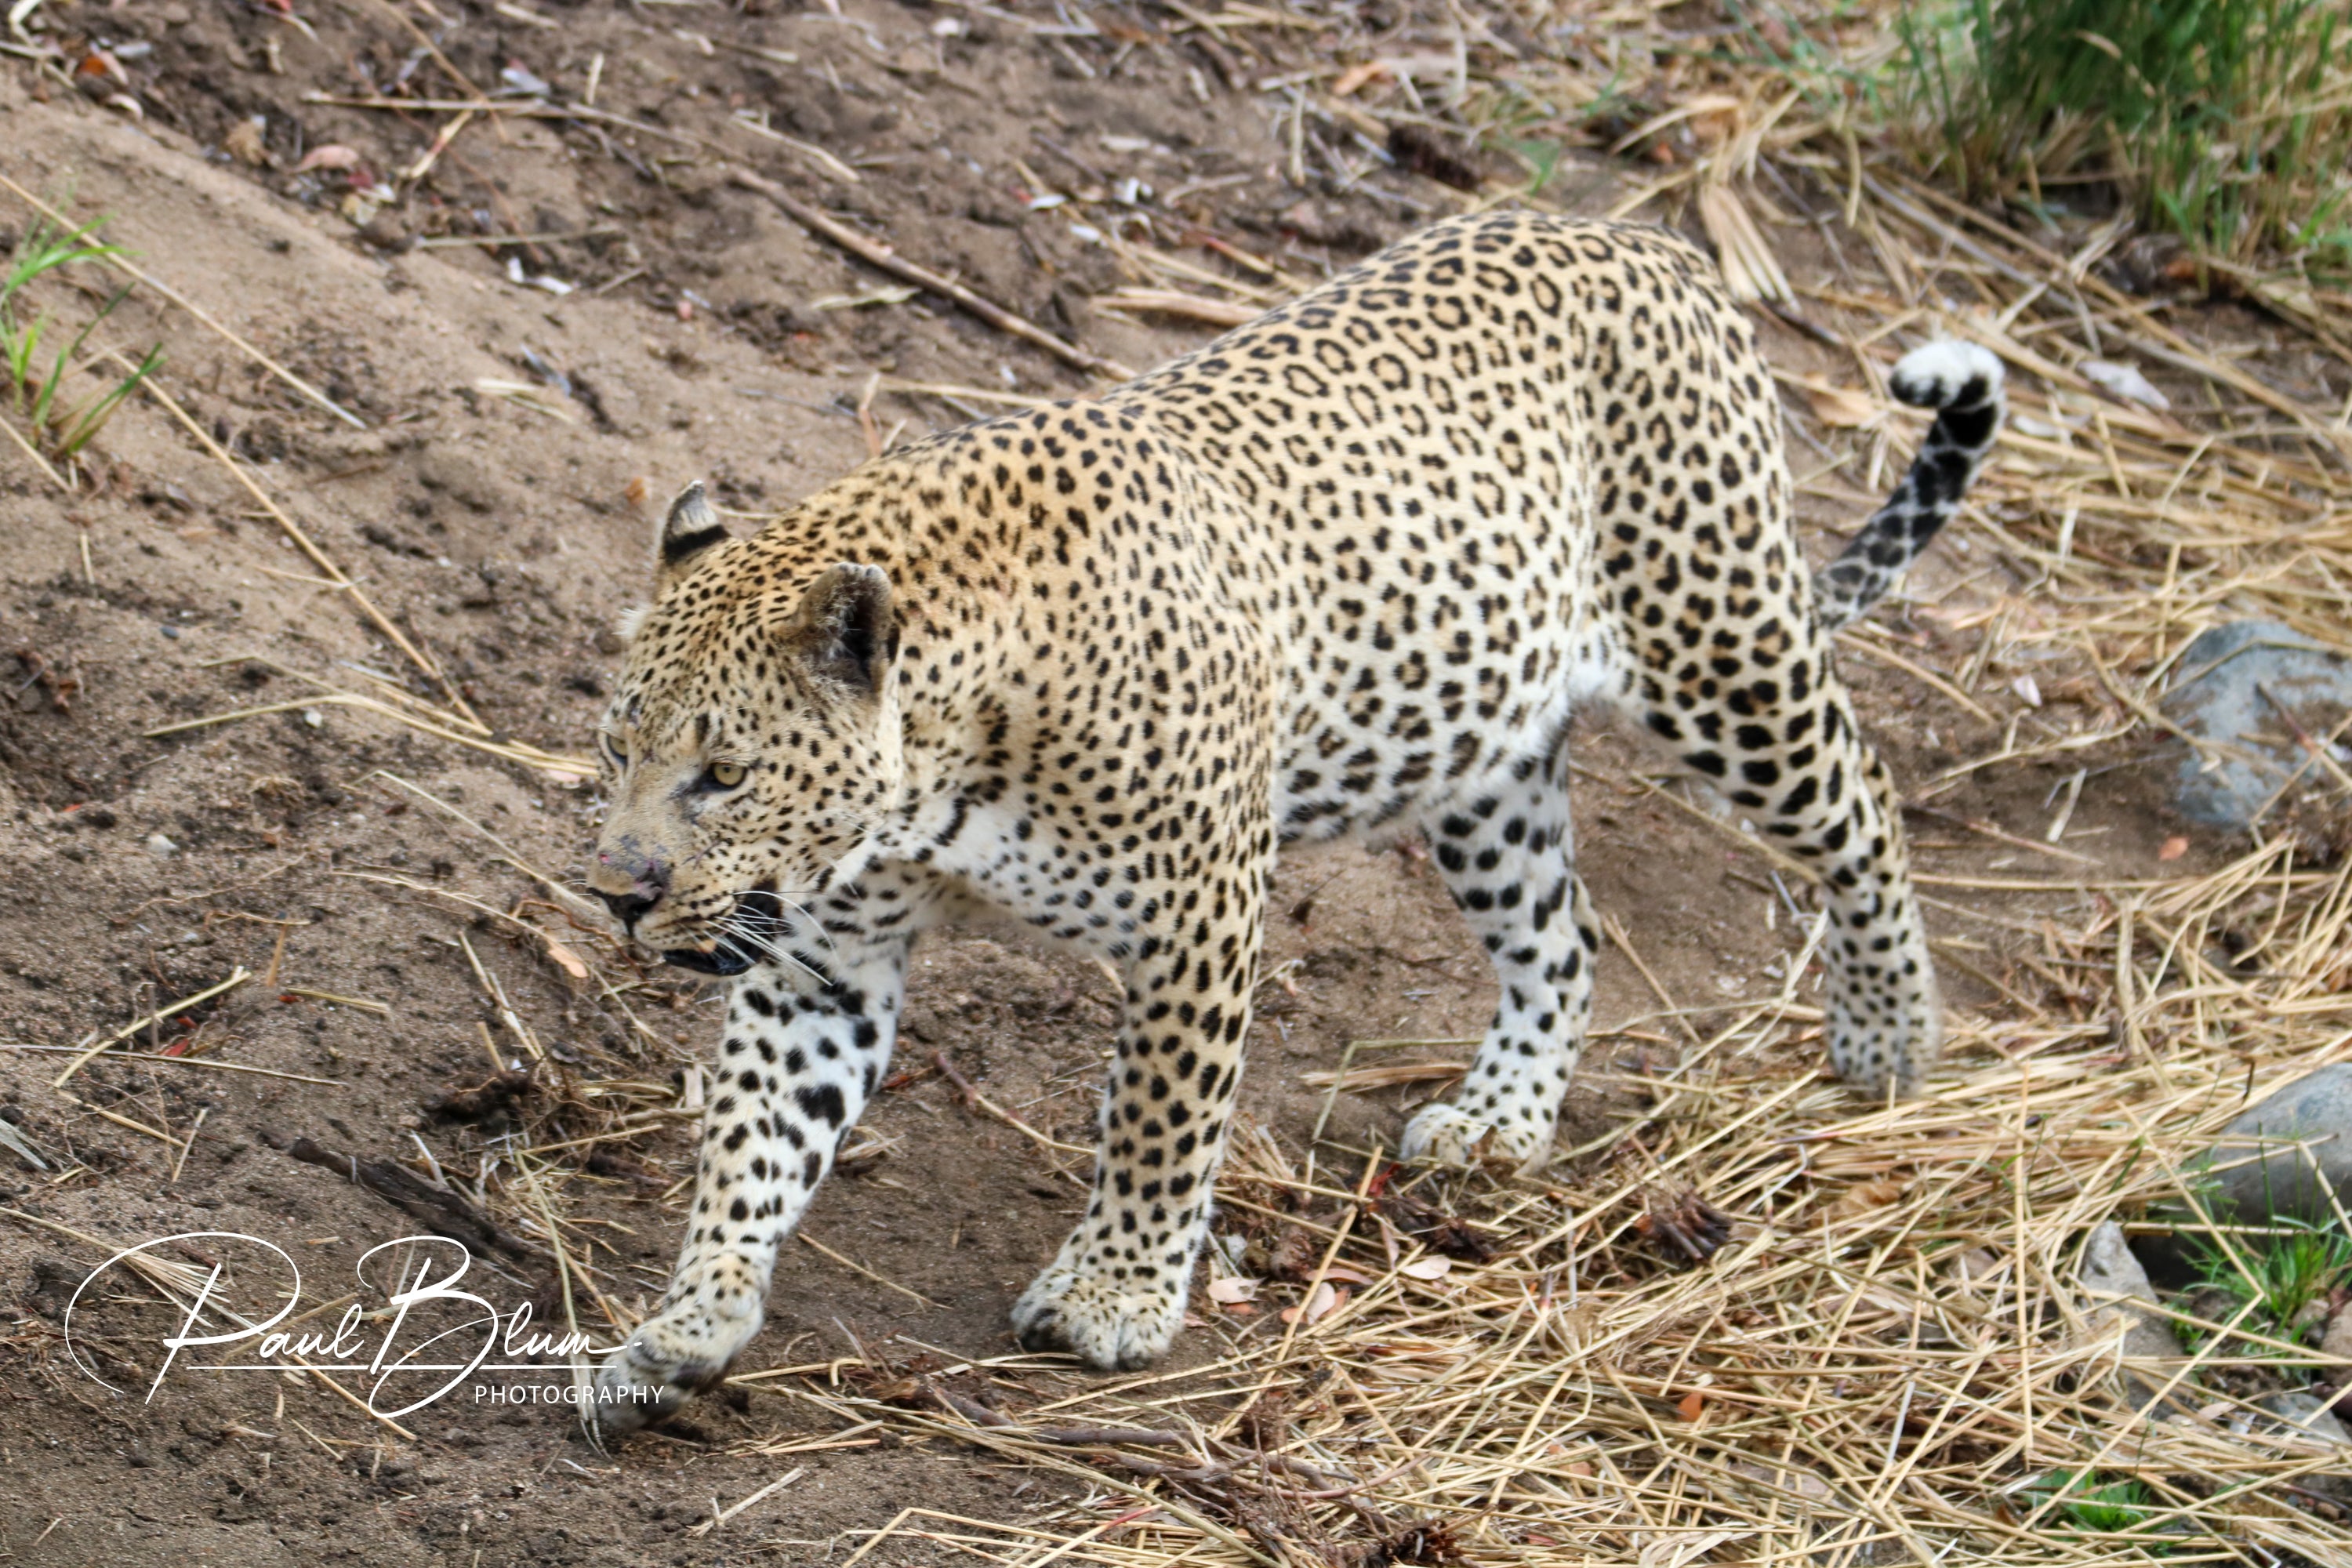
(1400, 739), (1599, 1169)
(1650, 670), (1939, 1098)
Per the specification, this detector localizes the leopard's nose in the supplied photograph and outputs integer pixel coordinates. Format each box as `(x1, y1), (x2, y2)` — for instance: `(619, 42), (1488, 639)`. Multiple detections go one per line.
(592, 847), (670, 929)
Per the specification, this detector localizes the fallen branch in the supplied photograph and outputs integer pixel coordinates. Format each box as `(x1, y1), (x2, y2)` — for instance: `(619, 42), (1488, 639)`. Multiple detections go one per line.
(269, 1132), (536, 1259)
(729, 169), (1135, 382)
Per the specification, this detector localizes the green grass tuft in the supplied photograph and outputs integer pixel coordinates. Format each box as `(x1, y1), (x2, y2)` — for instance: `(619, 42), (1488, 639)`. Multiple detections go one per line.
(2176, 1214), (2350, 1362)
(0, 216), (163, 467)
(1900, 0), (2352, 268)
(2018, 1468), (2176, 1552)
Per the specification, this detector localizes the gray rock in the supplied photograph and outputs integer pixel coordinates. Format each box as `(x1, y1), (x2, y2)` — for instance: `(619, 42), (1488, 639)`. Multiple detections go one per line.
(2083, 1220), (2158, 1305)
(2261, 1391), (2352, 1445)
(2255, 1392), (2352, 1503)
(2197, 1064), (2352, 1228)
(2078, 1221), (2197, 1416)
(2162, 620), (2352, 829)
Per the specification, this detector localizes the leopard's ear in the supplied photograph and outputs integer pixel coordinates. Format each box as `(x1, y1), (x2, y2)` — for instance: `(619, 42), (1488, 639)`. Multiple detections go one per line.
(787, 563), (898, 695)
(654, 481), (729, 598)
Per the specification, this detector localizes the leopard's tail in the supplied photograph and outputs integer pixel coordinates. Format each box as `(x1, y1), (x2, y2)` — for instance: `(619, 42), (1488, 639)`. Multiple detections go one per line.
(1811, 341), (2005, 633)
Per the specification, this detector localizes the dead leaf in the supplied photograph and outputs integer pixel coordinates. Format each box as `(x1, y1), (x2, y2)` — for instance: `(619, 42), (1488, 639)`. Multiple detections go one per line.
(1281, 1280), (1340, 1324)
(1207, 1276), (1258, 1305)
(1679, 92), (1743, 144)
(1800, 379), (1878, 429)
(1675, 1388), (1705, 1422)
(1947, 1247), (2005, 1296)
(1819, 1177), (1908, 1226)
(223, 118), (272, 168)
(625, 475), (652, 508)
(1319, 1263), (1376, 1287)
(2080, 358), (2170, 412)
(1729, 1458), (1835, 1503)
(1842, 1283), (1914, 1319)
(2159, 835), (2189, 862)
(542, 940), (589, 980)
(1399, 1256), (1453, 1282)
(1331, 61), (1391, 96)
(295, 144), (365, 172)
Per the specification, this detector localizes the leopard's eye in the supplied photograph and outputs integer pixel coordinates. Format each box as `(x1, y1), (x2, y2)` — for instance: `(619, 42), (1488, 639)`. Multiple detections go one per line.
(710, 761), (747, 789)
(601, 730), (629, 766)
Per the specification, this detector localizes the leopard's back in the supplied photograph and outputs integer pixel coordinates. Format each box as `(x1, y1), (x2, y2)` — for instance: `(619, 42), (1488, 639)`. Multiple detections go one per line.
(1109, 212), (1797, 837)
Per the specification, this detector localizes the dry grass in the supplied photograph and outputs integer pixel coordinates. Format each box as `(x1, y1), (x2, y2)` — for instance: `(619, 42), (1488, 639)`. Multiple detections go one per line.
(735, 1000), (2352, 1566)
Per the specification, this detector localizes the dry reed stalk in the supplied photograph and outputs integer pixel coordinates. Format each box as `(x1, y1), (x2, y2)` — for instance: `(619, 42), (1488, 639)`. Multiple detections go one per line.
(114, 370), (481, 727)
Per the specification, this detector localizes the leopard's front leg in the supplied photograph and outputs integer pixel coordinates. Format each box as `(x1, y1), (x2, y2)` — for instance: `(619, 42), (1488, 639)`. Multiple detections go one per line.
(1011, 859), (1269, 1370)
(595, 922), (907, 1432)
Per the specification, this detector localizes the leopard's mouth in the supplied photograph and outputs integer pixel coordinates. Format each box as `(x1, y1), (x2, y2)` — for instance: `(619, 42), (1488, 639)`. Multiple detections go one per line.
(659, 888), (785, 977)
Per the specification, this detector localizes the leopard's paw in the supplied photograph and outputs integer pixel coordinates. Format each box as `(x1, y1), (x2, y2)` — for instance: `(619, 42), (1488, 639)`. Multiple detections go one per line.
(1011, 1261), (1183, 1371)
(1400, 1100), (1550, 1170)
(590, 1307), (747, 1435)
(1827, 968), (1941, 1101)
(1399, 1102), (1494, 1167)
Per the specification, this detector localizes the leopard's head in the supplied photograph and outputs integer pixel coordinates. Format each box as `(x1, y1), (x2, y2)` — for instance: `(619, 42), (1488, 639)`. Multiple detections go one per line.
(587, 482), (904, 975)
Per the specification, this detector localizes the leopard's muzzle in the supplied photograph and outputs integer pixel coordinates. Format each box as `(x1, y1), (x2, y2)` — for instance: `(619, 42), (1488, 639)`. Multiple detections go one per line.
(659, 888), (786, 977)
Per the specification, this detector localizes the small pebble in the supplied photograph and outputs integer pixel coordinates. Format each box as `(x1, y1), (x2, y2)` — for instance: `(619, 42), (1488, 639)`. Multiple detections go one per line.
(161, 624), (180, 639)
(144, 833), (177, 858)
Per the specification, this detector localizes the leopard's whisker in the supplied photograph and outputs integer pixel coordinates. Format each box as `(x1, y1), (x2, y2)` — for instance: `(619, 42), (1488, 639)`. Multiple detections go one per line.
(712, 909), (827, 984)
(769, 894), (837, 956)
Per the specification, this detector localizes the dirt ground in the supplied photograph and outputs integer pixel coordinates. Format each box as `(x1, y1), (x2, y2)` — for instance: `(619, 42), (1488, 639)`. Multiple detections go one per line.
(0, 1), (2248, 1563)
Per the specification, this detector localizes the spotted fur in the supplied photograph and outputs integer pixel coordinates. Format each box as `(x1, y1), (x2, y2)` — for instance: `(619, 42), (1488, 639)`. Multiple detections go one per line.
(1812, 340), (2005, 631)
(582, 212), (2003, 1429)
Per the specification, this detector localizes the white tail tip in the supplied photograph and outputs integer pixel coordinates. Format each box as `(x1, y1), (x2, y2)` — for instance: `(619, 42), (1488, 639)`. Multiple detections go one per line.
(1889, 341), (2003, 408)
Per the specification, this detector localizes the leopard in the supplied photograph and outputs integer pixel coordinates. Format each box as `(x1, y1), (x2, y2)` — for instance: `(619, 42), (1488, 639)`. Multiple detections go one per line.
(581, 210), (2005, 1432)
